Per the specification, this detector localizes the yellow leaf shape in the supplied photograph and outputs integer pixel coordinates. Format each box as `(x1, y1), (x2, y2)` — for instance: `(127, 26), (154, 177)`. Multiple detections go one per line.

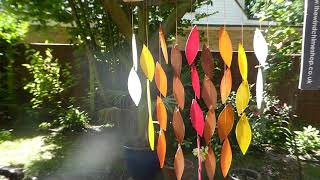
(235, 80), (250, 116)
(148, 116), (155, 151)
(238, 43), (248, 80)
(156, 96), (167, 131)
(159, 26), (169, 64)
(147, 81), (152, 117)
(155, 62), (167, 97)
(236, 113), (252, 155)
(217, 104), (234, 141)
(219, 27), (233, 68)
(220, 68), (232, 104)
(157, 129), (166, 168)
(220, 138), (232, 178)
(140, 45), (155, 81)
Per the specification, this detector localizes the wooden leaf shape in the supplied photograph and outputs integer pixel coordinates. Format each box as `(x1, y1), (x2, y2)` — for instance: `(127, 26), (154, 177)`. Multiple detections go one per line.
(173, 75), (185, 110)
(174, 145), (184, 180)
(201, 44), (214, 79)
(159, 26), (169, 64)
(203, 110), (216, 145)
(185, 25), (200, 65)
(190, 99), (205, 136)
(217, 104), (234, 141)
(155, 62), (168, 97)
(256, 68), (263, 109)
(238, 43), (248, 80)
(132, 34), (138, 71)
(221, 138), (232, 178)
(171, 44), (182, 76)
(140, 45), (155, 81)
(157, 129), (166, 168)
(205, 147), (216, 180)
(173, 108), (185, 144)
(156, 96), (167, 131)
(236, 80), (250, 116)
(236, 113), (252, 155)
(202, 76), (217, 110)
(219, 27), (233, 68)
(128, 67), (142, 106)
(191, 65), (201, 99)
(148, 116), (155, 151)
(253, 28), (268, 65)
(220, 68), (232, 104)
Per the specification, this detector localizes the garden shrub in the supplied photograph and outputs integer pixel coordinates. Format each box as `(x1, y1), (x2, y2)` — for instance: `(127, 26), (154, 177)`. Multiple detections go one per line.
(55, 106), (89, 132)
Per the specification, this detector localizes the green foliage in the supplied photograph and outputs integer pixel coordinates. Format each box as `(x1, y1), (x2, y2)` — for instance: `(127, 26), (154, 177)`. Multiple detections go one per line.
(287, 125), (320, 156)
(55, 106), (89, 132)
(0, 129), (12, 142)
(0, 11), (28, 44)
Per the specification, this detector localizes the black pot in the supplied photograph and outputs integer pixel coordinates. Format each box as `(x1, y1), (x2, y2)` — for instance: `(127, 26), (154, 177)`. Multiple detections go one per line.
(228, 168), (261, 180)
(123, 145), (160, 180)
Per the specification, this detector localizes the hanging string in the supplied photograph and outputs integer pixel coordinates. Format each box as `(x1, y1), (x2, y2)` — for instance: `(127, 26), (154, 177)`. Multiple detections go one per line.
(241, 1), (244, 46)
(206, 1), (209, 47)
(146, 0), (149, 47)
(159, 0), (161, 64)
(175, 0), (178, 42)
(131, 3), (134, 34)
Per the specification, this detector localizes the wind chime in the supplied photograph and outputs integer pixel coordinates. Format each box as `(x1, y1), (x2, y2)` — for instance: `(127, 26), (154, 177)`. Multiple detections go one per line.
(127, 0), (269, 179)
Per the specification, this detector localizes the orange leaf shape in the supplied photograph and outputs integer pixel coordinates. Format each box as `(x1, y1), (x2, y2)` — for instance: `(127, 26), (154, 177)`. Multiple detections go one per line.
(173, 75), (185, 110)
(221, 138), (232, 178)
(156, 96), (167, 131)
(159, 26), (169, 64)
(171, 44), (182, 76)
(174, 145), (185, 180)
(220, 68), (232, 104)
(202, 76), (217, 110)
(205, 147), (216, 180)
(201, 44), (214, 79)
(203, 110), (216, 145)
(217, 104), (234, 141)
(157, 129), (166, 168)
(173, 107), (185, 144)
(155, 62), (168, 97)
(219, 27), (233, 68)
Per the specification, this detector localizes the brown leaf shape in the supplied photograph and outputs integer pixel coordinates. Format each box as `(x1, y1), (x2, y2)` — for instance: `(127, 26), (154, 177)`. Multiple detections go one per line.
(157, 129), (166, 168)
(220, 68), (232, 104)
(203, 110), (216, 145)
(159, 26), (169, 64)
(221, 138), (232, 178)
(219, 27), (233, 68)
(202, 76), (217, 110)
(171, 44), (182, 76)
(155, 62), (167, 97)
(217, 104), (234, 141)
(201, 44), (214, 79)
(205, 147), (216, 180)
(172, 107), (185, 144)
(173, 75), (185, 110)
(156, 96), (167, 131)
(174, 145), (184, 180)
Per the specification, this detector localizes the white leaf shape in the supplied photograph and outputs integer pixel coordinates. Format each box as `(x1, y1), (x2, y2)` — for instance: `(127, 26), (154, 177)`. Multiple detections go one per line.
(132, 34), (138, 71)
(128, 67), (142, 106)
(253, 29), (268, 65)
(256, 68), (263, 109)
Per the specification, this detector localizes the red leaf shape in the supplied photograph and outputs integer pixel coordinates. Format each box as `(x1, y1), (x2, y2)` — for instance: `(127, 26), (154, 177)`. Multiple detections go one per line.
(157, 129), (166, 168)
(174, 145), (184, 180)
(156, 96), (167, 131)
(205, 147), (216, 180)
(201, 44), (214, 79)
(171, 44), (182, 76)
(221, 138), (232, 178)
(173, 75), (185, 110)
(191, 65), (200, 99)
(203, 110), (216, 145)
(220, 68), (232, 104)
(172, 107), (185, 144)
(185, 25), (200, 65)
(190, 99), (204, 136)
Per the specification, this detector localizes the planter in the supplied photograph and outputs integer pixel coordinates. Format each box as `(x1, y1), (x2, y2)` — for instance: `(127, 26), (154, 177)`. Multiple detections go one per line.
(123, 145), (160, 180)
(228, 168), (261, 180)
(162, 159), (194, 180)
